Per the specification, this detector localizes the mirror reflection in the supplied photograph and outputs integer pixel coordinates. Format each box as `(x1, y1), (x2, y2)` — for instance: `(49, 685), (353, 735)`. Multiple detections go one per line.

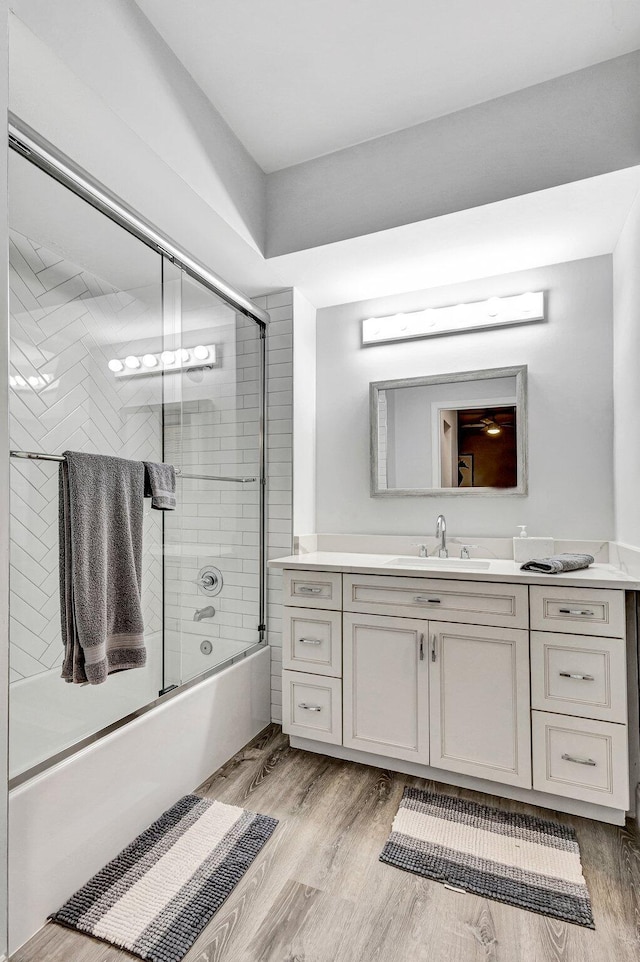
(371, 366), (527, 496)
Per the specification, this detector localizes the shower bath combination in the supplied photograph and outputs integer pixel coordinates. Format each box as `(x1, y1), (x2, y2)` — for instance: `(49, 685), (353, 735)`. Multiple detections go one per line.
(7, 116), (269, 784)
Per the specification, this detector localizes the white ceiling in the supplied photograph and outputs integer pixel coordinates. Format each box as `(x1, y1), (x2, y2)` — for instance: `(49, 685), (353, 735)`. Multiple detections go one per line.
(268, 168), (640, 307)
(136, 0), (640, 172)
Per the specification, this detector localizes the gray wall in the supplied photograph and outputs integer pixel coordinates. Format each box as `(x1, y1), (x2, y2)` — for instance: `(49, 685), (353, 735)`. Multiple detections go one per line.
(267, 53), (640, 256)
(316, 256), (614, 540)
(613, 190), (640, 548)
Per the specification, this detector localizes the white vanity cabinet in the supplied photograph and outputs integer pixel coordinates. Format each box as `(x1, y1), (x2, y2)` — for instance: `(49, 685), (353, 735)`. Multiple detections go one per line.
(279, 566), (633, 824)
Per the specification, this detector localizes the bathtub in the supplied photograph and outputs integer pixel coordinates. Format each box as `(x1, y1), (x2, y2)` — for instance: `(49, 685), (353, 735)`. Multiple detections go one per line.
(8, 645), (270, 954)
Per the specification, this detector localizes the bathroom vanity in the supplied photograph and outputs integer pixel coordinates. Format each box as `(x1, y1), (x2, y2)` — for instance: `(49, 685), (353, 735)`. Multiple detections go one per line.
(270, 553), (640, 825)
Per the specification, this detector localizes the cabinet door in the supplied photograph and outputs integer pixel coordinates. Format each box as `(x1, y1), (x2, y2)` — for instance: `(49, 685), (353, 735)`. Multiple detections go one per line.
(429, 621), (531, 788)
(343, 613), (429, 763)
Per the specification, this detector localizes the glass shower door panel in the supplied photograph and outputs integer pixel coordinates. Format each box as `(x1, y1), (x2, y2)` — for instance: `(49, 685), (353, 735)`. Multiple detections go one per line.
(163, 271), (262, 686)
(8, 151), (164, 778)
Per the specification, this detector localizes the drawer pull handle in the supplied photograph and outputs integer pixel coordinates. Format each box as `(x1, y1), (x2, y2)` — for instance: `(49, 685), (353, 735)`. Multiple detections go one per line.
(414, 596), (441, 604)
(559, 671), (595, 681)
(561, 753), (597, 767)
(299, 638), (322, 646)
(558, 608), (595, 616)
(298, 586), (323, 594)
(298, 702), (322, 712)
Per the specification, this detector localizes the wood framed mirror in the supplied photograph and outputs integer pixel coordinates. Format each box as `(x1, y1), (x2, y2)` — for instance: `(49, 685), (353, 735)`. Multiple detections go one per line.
(370, 365), (527, 497)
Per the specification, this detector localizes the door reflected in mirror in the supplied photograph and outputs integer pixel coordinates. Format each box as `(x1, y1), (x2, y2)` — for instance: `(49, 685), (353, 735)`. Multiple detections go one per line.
(371, 366), (527, 497)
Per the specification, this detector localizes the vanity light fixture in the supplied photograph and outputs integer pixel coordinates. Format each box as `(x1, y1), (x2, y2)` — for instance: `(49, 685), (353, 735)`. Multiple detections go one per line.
(108, 344), (217, 379)
(362, 291), (545, 346)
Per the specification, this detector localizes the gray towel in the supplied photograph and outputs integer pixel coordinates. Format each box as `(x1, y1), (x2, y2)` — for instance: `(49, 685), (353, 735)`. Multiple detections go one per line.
(143, 461), (176, 510)
(520, 553), (595, 574)
(59, 451), (146, 685)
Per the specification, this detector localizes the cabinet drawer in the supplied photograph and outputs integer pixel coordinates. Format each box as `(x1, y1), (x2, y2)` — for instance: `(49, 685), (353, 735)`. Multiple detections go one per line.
(283, 608), (342, 677)
(282, 670), (342, 745)
(343, 574), (528, 629)
(530, 586), (625, 638)
(284, 569), (342, 610)
(531, 631), (627, 723)
(532, 711), (629, 810)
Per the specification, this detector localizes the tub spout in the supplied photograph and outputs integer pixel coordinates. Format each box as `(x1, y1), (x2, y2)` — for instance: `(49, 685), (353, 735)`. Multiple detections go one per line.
(193, 606), (215, 621)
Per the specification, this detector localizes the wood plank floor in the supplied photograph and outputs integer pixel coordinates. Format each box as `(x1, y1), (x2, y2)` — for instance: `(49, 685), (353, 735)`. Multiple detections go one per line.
(13, 725), (640, 962)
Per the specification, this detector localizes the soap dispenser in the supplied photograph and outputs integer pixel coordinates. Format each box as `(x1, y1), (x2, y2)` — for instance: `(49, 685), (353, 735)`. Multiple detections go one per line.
(512, 525), (554, 564)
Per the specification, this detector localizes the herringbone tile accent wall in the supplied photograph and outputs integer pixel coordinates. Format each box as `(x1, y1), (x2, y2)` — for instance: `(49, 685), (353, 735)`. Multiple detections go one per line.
(8, 229), (163, 682)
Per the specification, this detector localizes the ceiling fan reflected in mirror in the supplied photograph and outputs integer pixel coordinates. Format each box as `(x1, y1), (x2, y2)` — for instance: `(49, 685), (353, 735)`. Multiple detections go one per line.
(459, 412), (515, 436)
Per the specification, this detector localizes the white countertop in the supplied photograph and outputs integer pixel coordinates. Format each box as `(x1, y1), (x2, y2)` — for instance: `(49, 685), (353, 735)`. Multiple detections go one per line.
(269, 551), (640, 590)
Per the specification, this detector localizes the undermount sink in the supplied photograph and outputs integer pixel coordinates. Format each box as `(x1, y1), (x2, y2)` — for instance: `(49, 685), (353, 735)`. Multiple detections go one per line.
(385, 556), (492, 570)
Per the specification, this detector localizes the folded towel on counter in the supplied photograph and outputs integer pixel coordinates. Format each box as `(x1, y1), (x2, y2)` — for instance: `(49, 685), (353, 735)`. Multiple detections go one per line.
(520, 553), (595, 574)
(143, 460), (176, 510)
(59, 451), (146, 685)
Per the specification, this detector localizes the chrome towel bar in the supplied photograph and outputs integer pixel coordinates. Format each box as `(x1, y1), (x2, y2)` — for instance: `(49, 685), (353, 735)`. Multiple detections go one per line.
(9, 450), (257, 484)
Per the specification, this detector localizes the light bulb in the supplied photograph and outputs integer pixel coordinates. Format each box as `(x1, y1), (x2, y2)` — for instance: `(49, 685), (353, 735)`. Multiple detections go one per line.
(108, 358), (124, 373)
(486, 424), (501, 436)
(521, 291), (537, 315)
(178, 348), (190, 363)
(160, 351), (175, 365)
(124, 355), (140, 369)
(142, 353), (158, 368)
(487, 296), (501, 317)
(193, 345), (209, 361)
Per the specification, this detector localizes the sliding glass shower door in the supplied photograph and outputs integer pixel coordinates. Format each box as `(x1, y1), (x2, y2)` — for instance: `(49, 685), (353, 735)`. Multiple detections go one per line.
(162, 266), (264, 687)
(7, 137), (265, 783)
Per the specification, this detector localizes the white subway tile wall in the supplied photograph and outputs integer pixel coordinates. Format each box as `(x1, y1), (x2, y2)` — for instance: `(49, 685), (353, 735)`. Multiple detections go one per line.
(255, 290), (294, 724)
(8, 229), (163, 682)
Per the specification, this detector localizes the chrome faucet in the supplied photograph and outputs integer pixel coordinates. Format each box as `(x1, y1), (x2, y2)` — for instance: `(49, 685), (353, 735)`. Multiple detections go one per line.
(435, 514), (448, 558)
(193, 605), (215, 622)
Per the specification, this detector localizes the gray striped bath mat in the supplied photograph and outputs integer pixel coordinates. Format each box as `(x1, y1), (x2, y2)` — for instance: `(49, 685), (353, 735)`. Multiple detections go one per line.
(50, 794), (278, 961)
(380, 788), (593, 928)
